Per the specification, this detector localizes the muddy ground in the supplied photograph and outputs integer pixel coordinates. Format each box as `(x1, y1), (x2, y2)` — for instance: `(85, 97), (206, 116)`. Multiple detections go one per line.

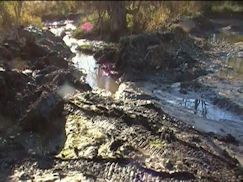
(1, 89), (243, 181)
(0, 15), (243, 181)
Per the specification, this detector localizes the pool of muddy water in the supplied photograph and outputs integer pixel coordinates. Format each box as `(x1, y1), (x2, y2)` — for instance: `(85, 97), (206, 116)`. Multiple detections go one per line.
(164, 96), (242, 122)
(140, 80), (243, 123)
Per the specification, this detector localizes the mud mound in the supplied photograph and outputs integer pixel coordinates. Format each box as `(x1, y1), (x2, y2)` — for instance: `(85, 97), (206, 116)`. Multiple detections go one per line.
(1, 26), (74, 70)
(116, 27), (208, 81)
(0, 26), (90, 156)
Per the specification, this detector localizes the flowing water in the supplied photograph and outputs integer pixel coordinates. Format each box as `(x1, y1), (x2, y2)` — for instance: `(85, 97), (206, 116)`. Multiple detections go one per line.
(46, 20), (119, 94)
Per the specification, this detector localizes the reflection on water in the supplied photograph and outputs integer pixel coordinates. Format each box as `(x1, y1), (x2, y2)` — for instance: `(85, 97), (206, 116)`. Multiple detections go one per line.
(159, 93), (243, 123)
(182, 98), (243, 122)
(45, 20), (119, 94)
(96, 67), (119, 94)
(72, 53), (119, 94)
(182, 99), (208, 117)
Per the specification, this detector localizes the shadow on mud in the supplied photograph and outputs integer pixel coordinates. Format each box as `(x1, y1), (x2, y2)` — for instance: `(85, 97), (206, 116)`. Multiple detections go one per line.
(0, 110), (67, 181)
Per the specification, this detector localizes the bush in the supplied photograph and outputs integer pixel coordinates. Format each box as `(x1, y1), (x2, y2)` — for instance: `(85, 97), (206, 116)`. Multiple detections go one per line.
(72, 11), (111, 40)
(0, 2), (43, 31)
(128, 1), (202, 33)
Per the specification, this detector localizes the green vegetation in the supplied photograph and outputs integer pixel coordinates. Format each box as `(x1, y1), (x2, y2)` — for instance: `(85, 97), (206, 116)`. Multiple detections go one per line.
(0, 1), (42, 29)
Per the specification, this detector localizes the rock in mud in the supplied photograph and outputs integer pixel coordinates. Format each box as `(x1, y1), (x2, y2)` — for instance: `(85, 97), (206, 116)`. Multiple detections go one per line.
(1, 26), (74, 70)
(19, 90), (64, 132)
(0, 70), (34, 126)
(20, 26), (73, 59)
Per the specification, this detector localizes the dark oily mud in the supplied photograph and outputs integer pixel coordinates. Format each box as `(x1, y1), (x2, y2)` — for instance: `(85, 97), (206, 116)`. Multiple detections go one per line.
(110, 15), (243, 171)
(4, 89), (243, 181)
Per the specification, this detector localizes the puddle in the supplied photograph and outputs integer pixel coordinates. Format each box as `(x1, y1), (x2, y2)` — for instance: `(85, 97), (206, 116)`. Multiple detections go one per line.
(137, 78), (243, 124)
(209, 32), (243, 44)
(138, 79), (243, 143)
(164, 96), (243, 123)
(45, 20), (119, 94)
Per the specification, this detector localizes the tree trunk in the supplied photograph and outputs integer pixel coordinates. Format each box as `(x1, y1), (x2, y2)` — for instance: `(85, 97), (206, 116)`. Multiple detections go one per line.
(14, 1), (23, 40)
(97, 10), (105, 38)
(108, 1), (126, 41)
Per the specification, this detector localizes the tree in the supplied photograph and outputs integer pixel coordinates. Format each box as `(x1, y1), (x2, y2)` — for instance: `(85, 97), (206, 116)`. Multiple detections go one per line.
(89, 1), (127, 41)
(13, 1), (23, 28)
(0, 2), (10, 29)
(107, 1), (127, 41)
(12, 1), (23, 40)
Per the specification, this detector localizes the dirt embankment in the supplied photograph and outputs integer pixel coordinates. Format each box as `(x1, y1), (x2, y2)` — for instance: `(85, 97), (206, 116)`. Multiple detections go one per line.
(0, 26), (91, 157)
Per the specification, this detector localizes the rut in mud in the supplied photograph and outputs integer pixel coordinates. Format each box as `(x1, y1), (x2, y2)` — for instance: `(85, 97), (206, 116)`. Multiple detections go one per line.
(5, 89), (242, 181)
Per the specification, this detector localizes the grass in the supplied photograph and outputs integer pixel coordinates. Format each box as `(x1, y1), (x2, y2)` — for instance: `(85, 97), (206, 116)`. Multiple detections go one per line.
(127, 1), (203, 33)
(1, 1), (243, 42)
(77, 44), (95, 54)
(210, 1), (243, 13)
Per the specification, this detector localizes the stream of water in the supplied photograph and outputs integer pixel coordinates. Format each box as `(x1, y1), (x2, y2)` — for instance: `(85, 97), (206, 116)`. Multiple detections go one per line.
(46, 20), (119, 94)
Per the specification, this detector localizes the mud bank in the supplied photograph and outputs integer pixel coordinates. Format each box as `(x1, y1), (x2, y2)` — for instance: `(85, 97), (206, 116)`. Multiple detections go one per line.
(0, 25), (91, 158)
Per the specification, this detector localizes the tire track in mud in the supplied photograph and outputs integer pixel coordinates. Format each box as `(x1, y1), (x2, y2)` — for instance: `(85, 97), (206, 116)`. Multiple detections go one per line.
(64, 100), (198, 181)
(62, 94), (242, 181)
(50, 157), (195, 181)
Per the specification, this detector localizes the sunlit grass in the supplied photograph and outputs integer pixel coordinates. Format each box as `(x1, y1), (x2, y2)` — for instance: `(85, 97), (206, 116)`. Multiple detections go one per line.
(211, 1), (243, 13)
(130, 1), (202, 32)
